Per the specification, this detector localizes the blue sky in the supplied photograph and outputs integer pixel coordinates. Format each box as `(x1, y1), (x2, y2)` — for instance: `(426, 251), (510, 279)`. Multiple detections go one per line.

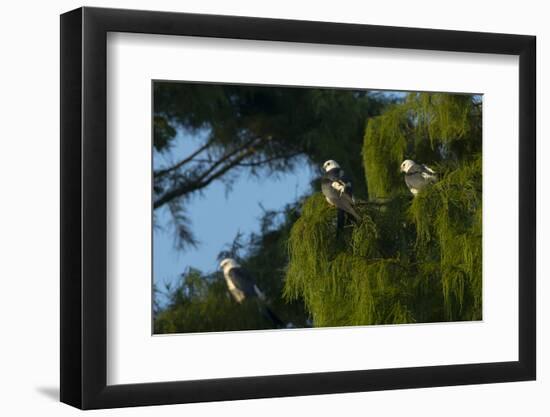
(153, 130), (315, 301)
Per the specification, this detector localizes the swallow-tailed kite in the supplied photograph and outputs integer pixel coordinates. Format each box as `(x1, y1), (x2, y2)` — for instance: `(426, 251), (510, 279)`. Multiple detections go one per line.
(321, 160), (360, 232)
(400, 159), (438, 196)
(219, 258), (284, 327)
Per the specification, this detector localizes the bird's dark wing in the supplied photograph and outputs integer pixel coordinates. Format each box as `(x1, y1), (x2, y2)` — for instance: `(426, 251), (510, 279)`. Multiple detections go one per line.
(405, 162), (437, 193)
(325, 168), (354, 198)
(409, 163), (436, 178)
(322, 175), (360, 221)
(227, 267), (261, 298)
(324, 186), (359, 220)
(323, 175), (353, 198)
(339, 172), (354, 200)
(335, 194), (360, 221)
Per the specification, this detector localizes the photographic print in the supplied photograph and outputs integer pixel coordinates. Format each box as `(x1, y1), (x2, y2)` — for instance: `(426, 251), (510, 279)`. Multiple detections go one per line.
(152, 82), (482, 334)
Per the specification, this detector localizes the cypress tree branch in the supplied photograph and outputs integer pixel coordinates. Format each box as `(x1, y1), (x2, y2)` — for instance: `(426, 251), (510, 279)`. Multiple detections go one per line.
(153, 137), (264, 209)
(154, 138), (215, 179)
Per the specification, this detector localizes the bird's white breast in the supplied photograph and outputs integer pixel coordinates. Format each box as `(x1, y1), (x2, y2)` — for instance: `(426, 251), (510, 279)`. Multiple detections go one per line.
(224, 273), (245, 303)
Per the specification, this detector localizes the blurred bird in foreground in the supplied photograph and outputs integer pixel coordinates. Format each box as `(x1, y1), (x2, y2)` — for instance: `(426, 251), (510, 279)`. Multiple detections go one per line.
(219, 258), (284, 328)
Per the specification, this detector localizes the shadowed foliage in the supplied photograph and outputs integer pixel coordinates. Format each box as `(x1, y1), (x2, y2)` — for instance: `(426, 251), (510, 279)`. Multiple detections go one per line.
(155, 269), (274, 333)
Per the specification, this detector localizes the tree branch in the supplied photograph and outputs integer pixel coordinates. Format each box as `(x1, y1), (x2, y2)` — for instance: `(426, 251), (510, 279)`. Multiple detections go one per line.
(190, 136), (262, 185)
(155, 138), (215, 179)
(153, 138), (263, 210)
(235, 151), (301, 168)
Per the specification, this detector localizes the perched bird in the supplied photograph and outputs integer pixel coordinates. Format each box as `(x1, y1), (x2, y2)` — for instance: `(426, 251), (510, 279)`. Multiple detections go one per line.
(400, 159), (438, 196)
(321, 160), (360, 233)
(219, 258), (284, 327)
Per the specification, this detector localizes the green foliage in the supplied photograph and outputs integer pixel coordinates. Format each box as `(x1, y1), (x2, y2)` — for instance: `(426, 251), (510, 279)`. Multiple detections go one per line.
(362, 106), (408, 199)
(286, 92), (482, 327)
(409, 156), (482, 320)
(415, 92), (473, 146)
(284, 193), (416, 326)
(363, 93), (481, 199)
(155, 89), (482, 333)
(285, 194), (421, 326)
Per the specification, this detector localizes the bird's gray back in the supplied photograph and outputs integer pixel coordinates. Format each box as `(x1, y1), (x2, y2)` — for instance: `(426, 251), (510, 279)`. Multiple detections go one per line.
(405, 171), (436, 191)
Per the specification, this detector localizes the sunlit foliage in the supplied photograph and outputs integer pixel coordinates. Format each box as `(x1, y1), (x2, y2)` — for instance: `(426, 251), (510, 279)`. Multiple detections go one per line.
(285, 92), (482, 326)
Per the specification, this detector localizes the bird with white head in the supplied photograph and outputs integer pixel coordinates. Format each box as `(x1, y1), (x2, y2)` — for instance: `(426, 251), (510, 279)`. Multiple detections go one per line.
(320, 159), (360, 234)
(400, 159), (437, 195)
(219, 258), (283, 327)
(322, 159), (341, 173)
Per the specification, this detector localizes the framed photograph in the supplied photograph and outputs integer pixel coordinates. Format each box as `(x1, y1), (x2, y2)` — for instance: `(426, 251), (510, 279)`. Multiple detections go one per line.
(60, 6), (536, 409)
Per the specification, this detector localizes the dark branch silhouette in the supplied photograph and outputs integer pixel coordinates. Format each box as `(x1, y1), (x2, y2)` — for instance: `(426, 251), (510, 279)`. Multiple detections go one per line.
(154, 136), (267, 209)
(155, 138), (215, 179)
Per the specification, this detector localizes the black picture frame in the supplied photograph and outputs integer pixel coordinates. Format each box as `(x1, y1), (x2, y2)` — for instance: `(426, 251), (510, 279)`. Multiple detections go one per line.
(60, 6), (536, 410)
